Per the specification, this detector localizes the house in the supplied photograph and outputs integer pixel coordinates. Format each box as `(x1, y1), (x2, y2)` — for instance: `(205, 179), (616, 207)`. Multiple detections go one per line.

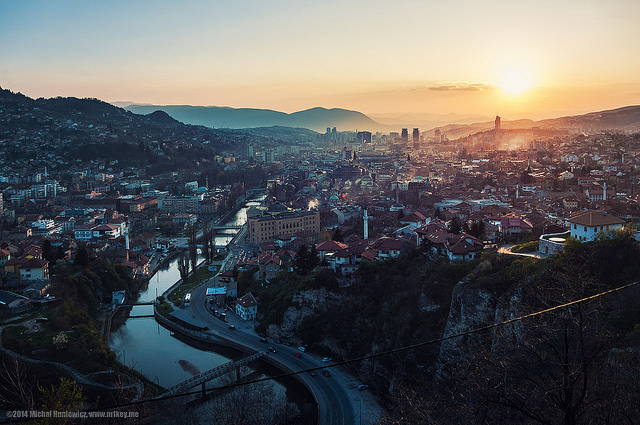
(92, 224), (121, 239)
(156, 240), (172, 252)
(258, 253), (282, 281)
(74, 224), (94, 241)
(23, 280), (51, 299)
(416, 220), (450, 255)
(568, 210), (626, 242)
(218, 270), (237, 298)
(235, 292), (258, 320)
(417, 220), (484, 261)
(400, 211), (428, 227)
(499, 217), (533, 237)
(19, 258), (49, 281)
(0, 290), (32, 316)
(370, 238), (407, 259)
(315, 240), (349, 261)
(445, 233), (484, 262)
(0, 249), (10, 267)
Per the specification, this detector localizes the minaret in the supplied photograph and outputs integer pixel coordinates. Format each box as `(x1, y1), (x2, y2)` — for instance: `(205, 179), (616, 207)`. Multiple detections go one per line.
(363, 209), (369, 240)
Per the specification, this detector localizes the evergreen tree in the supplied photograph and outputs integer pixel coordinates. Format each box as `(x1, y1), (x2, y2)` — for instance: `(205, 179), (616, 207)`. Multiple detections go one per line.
(73, 246), (89, 268)
(42, 240), (55, 262)
(448, 216), (462, 234)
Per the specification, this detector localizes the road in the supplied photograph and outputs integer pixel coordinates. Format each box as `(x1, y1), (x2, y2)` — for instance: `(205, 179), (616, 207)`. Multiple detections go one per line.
(185, 274), (361, 425)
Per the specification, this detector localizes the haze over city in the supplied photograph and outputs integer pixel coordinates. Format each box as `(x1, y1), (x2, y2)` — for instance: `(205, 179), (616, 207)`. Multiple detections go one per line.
(2, 0), (640, 121)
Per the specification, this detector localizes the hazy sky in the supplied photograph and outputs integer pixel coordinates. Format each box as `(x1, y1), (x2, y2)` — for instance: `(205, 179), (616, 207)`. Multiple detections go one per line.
(2, 0), (640, 119)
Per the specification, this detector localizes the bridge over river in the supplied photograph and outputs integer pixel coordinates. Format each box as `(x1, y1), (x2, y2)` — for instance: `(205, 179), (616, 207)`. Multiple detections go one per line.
(157, 351), (266, 398)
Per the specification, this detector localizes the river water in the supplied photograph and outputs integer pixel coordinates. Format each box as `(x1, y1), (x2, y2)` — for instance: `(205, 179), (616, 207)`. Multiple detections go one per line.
(109, 198), (262, 387)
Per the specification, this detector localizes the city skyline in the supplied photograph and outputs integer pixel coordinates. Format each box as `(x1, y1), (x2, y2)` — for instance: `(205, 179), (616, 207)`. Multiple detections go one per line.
(2, 0), (640, 120)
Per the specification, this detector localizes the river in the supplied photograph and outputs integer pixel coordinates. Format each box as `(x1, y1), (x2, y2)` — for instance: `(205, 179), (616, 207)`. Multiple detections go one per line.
(109, 197), (263, 387)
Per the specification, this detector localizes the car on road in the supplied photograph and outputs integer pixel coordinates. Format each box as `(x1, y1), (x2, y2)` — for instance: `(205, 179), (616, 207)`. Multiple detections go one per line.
(322, 370), (332, 377)
(268, 346), (278, 353)
(228, 325), (236, 330)
(35, 317), (48, 323)
(309, 371), (317, 377)
(297, 346), (306, 352)
(322, 357), (332, 363)
(259, 337), (268, 343)
(357, 384), (369, 391)
(293, 352), (302, 358)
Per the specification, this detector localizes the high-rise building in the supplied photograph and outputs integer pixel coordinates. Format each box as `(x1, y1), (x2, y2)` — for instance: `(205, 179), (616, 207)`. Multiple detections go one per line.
(495, 115), (501, 132)
(401, 128), (409, 142)
(0, 192), (3, 214)
(357, 131), (372, 144)
(413, 128), (420, 148)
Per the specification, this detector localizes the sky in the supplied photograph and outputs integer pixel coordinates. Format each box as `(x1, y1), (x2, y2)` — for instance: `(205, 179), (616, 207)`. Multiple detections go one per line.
(2, 0), (640, 120)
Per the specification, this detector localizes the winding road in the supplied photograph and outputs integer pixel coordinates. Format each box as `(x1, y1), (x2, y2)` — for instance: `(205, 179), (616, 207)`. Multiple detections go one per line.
(185, 284), (359, 425)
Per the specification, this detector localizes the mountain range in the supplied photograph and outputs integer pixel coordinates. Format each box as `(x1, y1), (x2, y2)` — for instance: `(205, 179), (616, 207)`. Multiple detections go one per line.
(123, 103), (640, 136)
(123, 104), (381, 133)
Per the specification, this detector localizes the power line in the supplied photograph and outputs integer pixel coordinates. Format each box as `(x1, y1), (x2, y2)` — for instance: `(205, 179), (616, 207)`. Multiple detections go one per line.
(4, 279), (639, 422)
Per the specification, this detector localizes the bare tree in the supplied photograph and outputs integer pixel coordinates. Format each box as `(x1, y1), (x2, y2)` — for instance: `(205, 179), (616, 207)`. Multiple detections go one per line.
(0, 356), (35, 410)
(194, 366), (299, 425)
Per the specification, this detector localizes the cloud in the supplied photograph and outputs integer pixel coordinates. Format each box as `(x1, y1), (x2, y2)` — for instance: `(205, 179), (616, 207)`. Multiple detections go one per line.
(426, 82), (498, 92)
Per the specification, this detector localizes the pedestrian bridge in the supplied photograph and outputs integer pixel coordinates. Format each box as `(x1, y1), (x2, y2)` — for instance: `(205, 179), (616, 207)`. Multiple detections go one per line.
(210, 225), (243, 231)
(157, 351), (266, 397)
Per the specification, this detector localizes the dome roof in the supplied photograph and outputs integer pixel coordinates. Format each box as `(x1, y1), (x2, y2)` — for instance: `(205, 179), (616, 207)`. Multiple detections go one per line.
(266, 203), (289, 214)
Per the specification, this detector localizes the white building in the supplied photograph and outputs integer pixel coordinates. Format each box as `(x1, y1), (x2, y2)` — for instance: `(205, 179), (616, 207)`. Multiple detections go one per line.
(235, 292), (258, 321)
(568, 210), (625, 242)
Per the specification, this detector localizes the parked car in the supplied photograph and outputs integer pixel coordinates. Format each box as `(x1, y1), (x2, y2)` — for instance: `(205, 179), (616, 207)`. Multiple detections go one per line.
(297, 346), (306, 352)
(322, 357), (332, 363)
(357, 384), (369, 391)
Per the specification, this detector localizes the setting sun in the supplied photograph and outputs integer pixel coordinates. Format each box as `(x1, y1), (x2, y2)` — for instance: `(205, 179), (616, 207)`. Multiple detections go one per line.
(498, 66), (534, 95)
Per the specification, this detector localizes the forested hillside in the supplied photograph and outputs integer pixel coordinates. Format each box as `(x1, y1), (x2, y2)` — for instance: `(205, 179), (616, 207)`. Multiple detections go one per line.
(243, 234), (640, 424)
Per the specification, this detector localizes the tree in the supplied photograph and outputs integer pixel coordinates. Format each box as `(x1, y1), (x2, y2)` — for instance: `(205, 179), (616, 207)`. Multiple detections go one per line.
(202, 225), (217, 263)
(37, 378), (84, 425)
(73, 246), (89, 268)
(0, 356), (34, 410)
(177, 249), (190, 281)
(42, 240), (56, 262)
(195, 366), (299, 425)
(448, 216), (462, 234)
(294, 245), (319, 275)
(188, 225), (198, 272)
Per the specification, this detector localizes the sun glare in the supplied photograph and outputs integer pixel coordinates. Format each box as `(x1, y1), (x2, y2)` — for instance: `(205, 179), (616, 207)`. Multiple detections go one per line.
(499, 66), (534, 95)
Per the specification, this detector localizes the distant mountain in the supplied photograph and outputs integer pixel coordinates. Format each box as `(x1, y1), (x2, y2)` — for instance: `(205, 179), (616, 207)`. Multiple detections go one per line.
(537, 105), (640, 131)
(431, 106), (640, 139)
(0, 86), (264, 165)
(369, 112), (491, 129)
(238, 125), (320, 142)
(123, 104), (383, 132)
